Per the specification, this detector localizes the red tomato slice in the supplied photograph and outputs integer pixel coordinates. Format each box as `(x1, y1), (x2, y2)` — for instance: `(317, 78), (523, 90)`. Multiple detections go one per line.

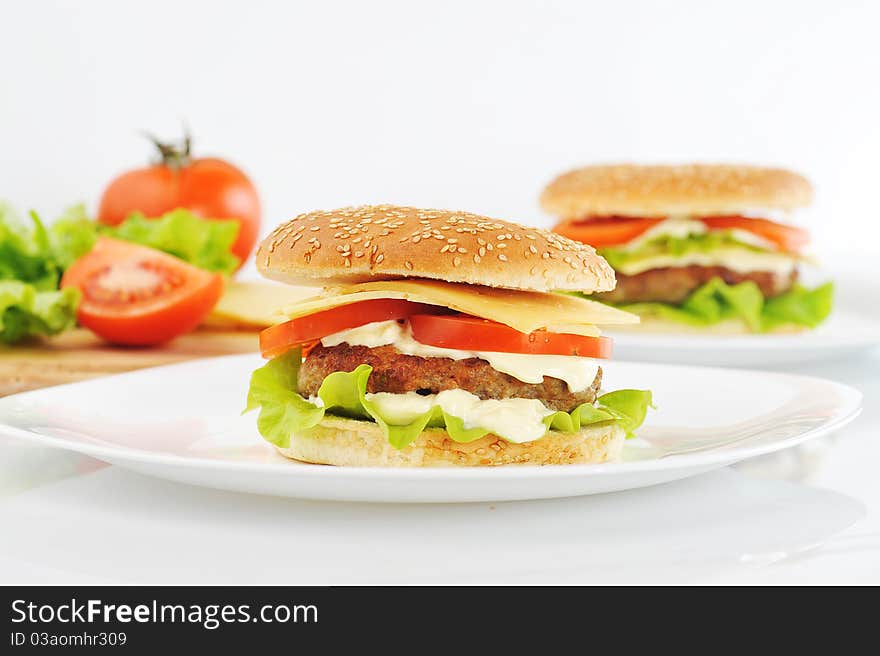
(409, 314), (612, 358)
(260, 299), (440, 358)
(553, 217), (664, 249)
(60, 237), (224, 345)
(699, 215), (809, 253)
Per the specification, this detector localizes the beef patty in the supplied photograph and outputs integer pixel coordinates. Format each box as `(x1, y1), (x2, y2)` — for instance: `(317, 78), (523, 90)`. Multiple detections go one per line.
(598, 265), (798, 305)
(299, 343), (602, 413)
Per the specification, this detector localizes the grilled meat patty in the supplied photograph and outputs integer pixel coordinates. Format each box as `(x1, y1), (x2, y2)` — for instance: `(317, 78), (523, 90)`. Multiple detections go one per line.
(299, 343), (602, 413)
(598, 265), (798, 305)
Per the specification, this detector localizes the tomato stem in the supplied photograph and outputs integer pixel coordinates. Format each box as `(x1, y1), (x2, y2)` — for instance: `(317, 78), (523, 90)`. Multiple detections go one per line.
(142, 128), (192, 169)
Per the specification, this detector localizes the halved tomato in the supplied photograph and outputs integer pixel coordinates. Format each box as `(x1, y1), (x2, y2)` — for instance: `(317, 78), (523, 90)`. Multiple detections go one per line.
(409, 314), (612, 358)
(699, 216), (809, 253)
(553, 217), (664, 249)
(259, 299), (439, 358)
(60, 237), (224, 345)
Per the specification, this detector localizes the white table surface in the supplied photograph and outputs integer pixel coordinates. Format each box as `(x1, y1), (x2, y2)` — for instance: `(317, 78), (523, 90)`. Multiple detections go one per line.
(1, 261), (878, 585)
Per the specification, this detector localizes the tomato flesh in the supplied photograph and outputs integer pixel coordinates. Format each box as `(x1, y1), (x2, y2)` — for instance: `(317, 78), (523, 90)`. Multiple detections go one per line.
(259, 299), (441, 358)
(555, 214), (809, 254)
(553, 217), (664, 248)
(61, 237), (224, 345)
(699, 215), (809, 253)
(409, 314), (612, 358)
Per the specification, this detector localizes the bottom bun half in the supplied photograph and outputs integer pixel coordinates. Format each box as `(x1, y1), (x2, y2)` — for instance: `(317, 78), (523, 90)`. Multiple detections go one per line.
(275, 416), (625, 467)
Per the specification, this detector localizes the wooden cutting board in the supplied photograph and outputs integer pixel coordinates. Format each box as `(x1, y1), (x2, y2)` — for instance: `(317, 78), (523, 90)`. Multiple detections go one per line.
(0, 328), (260, 397)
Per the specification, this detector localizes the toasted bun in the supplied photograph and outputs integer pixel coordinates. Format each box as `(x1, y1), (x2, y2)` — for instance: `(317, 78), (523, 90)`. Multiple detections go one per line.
(276, 416), (625, 467)
(256, 205), (615, 293)
(541, 164), (813, 218)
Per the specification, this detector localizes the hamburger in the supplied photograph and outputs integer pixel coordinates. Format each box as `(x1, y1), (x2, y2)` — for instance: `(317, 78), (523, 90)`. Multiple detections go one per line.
(541, 164), (834, 332)
(245, 205), (652, 467)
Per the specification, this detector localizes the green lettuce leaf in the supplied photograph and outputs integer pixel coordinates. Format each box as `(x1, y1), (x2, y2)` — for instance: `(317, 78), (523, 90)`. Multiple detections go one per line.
(5, 203), (240, 281)
(49, 207), (241, 275)
(245, 349), (653, 450)
(0, 205), (62, 291)
(0, 280), (80, 343)
(47, 204), (101, 269)
(762, 282), (834, 331)
(614, 278), (833, 332)
(105, 209), (240, 274)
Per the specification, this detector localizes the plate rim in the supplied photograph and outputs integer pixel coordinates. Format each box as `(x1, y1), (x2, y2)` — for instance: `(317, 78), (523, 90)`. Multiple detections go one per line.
(607, 309), (880, 351)
(0, 354), (864, 480)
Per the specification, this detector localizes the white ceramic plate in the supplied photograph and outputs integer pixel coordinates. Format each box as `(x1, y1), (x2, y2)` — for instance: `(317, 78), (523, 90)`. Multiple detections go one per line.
(608, 310), (880, 367)
(0, 354), (861, 503)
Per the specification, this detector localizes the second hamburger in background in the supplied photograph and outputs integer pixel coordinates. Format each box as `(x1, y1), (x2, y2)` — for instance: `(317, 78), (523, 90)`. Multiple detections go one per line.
(542, 164), (833, 333)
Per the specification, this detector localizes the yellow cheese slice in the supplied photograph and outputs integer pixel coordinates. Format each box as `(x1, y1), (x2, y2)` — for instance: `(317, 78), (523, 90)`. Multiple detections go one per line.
(276, 279), (638, 333)
(204, 280), (321, 329)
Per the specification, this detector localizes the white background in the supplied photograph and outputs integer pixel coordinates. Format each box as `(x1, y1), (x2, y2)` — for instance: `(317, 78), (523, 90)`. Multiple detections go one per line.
(1, 1), (880, 584)
(2, 0), (878, 257)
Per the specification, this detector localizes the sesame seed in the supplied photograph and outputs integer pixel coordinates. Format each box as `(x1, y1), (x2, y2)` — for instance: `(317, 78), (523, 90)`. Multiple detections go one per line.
(529, 245), (538, 254)
(405, 260), (414, 270)
(453, 256), (462, 267)
(496, 243), (506, 249)
(375, 254), (385, 264)
(440, 244), (451, 253)
(498, 253), (508, 261)
(310, 225), (320, 231)
(478, 247), (486, 257)
(473, 254), (481, 263)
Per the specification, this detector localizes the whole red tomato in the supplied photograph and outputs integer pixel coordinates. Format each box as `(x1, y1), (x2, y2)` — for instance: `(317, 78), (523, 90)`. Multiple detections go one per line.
(97, 133), (261, 265)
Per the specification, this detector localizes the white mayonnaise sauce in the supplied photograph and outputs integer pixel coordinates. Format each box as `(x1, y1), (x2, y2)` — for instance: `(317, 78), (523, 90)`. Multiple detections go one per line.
(618, 217), (779, 252)
(365, 389), (554, 443)
(321, 320), (601, 393)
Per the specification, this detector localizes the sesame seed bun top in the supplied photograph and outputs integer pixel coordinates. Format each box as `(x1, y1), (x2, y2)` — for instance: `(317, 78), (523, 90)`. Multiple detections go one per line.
(256, 205), (616, 293)
(540, 164), (813, 219)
